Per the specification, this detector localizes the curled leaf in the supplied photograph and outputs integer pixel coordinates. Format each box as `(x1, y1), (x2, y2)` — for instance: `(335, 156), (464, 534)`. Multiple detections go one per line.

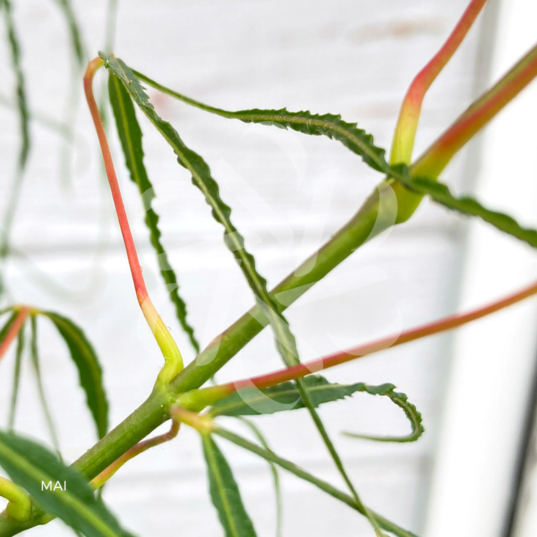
(211, 376), (423, 443)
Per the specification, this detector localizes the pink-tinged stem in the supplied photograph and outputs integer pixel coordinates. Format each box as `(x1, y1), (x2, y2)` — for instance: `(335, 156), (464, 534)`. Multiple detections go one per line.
(91, 421), (180, 489)
(413, 41), (537, 178)
(84, 58), (148, 304)
(0, 307), (30, 364)
(84, 58), (183, 382)
(187, 279), (537, 407)
(391, 0), (488, 164)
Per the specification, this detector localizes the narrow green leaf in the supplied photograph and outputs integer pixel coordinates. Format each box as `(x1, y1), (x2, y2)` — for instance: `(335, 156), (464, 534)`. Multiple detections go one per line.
(211, 377), (424, 443)
(41, 311), (108, 439)
(8, 327), (25, 431)
(202, 434), (257, 537)
(0, 430), (136, 537)
(101, 54), (380, 533)
(101, 54), (299, 372)
(131, 69), (388, 173)
(51, 0), (85, 67)
(51, 0), (86, 190)
(401, 172), (537, 248)
(30, 316), (61, 453)
(1, 0), (30, 258)
(213, 426), (418, 537)
(132, 68), (537, 250)
(1, 0), (29, 171)
(238, 418), (282, 537)
(107, 71), (200, 354)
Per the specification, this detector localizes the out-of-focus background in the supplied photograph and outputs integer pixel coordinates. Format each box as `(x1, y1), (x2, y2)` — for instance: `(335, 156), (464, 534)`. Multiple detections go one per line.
(0, 0), (536, 535)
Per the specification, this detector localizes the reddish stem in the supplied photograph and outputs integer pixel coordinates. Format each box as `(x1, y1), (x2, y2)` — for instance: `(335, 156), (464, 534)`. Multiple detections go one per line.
(83, 58), (148, 305)
(413, 41), (537, 177)
(84, 57), (183, 380)
(198, 279), (537, 402)
(391, 0), (488, 164)
(91, 421), (180, 489)
(0, 307), (30, 364)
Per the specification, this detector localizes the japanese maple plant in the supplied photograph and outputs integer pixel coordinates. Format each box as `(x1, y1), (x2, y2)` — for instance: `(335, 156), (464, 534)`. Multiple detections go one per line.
(0, 0), (536, 535)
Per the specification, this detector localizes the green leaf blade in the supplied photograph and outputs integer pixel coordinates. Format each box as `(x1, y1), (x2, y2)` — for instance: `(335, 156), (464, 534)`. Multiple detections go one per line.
(202, 434), (257, 537)
(211, 376), (424, 443)
(30, 316), (61, 453)
(8, 327), (25, 431)
(131, 68), (537, 250)
(130, 69), (389, 173)
(41, 312), (108, 439)
(107, 70), (200, 354)
(0, 431), (135, 537)
(102, 55), (392, 535)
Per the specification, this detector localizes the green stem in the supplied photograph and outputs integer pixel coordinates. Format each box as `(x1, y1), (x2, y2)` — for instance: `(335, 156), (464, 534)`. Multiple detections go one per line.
(171, 181), (398, 392)
(72, 387), (171, 480)
(390, 0), (488, 164)
(180, 278), (537, 408)
(84, 58), (184, 383)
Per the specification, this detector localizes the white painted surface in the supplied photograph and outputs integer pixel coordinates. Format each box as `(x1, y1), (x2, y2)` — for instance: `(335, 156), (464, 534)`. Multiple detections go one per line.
(0, 1), (500, 536)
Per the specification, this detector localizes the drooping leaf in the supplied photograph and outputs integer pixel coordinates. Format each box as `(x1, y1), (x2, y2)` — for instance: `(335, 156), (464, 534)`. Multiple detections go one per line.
(213, 426), (418, 537)
(51, 0), (85, 67)
(107, 71), (200, 353)
(8, 327), (25, 430)
(1, 0), (29, 171)
(211, 376), (423, 443)
(0, 430), (136, 537)
(202, 434), (257, 537)
(101, 53), (299, 371)
(102, 54), (379, 532)
(41, 311), (108, 439)
(132, 69), (537, 251)
(51, 0), (86, 190)
(1, 0), (30, 258)
(131, 69), (388, 173)
(30, 316), (61, 453)
(238, 418), (282, 537)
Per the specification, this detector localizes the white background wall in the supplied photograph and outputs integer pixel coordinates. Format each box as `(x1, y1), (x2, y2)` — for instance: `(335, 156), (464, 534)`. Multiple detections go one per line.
(0, 1), (532, 536)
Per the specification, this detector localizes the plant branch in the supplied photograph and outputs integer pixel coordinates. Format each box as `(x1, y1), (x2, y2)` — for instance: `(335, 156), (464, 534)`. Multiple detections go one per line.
(413, 41), (537, 178)
(0, 479), (30, 524)
(391, 0), (488, 164)
(5, 36), (537, 535)
(83, 57), (183, 383)
(91, 420), (179, 489)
